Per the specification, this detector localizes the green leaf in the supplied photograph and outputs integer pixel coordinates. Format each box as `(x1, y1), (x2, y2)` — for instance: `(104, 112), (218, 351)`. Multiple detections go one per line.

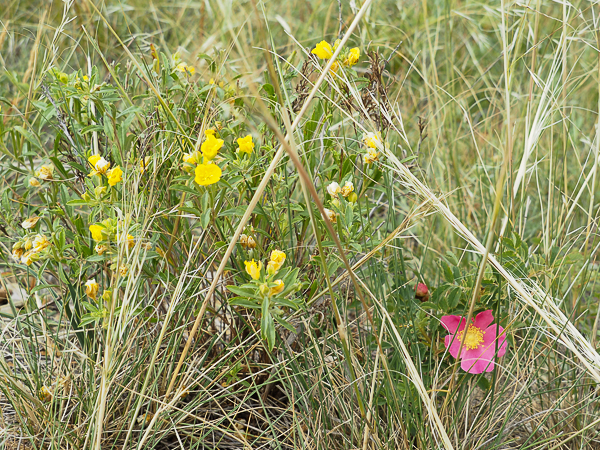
(169, 184), (198, 196)
(229, 297), (261, 309)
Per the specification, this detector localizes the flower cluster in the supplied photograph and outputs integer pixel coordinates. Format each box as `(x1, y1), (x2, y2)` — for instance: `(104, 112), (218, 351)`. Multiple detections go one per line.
(88, 154), (123, 187)
(88, 219), (136, 255)
(311, 39), (361, 68)
(30, 165), (54, 186)
(363, 132), (382, 165)
(322, 178), (357, 225)
(244, 250), (287, 296)
(183, 129), (224, 186)
(327, 180), (355, 201)
(12, 233), (51, 266)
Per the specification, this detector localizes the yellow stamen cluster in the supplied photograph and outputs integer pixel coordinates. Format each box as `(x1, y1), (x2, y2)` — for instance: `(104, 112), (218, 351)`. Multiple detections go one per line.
(457, 324), (485, 350)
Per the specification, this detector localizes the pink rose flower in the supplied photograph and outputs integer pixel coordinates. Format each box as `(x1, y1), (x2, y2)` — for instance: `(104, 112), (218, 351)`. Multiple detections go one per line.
(441, 310), (507, 374)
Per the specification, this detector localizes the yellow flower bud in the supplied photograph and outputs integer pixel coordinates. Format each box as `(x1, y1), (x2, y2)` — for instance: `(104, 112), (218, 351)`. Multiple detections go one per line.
(347, 192), (358, 203)
(140, 156), (151, 174)
(323, 208), (337, 223)
(85, 279), (99, 300)
(29, 177), (41, 187)
(94, 186), (107, 198)
(269, 250), (286, 272)
(39, 386), (53, 403)
(269, 279), (285, 296)
(21, 216), (40, 229)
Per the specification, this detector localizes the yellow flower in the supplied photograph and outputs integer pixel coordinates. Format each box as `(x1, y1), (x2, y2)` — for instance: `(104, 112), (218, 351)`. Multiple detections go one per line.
(340, 181), (354, 197)
(119, 265), (128, 276)
(344, 48), (360, 66)
(267, 249), (286, 274)
(237, 135), (254, 155)
(176, 62), (195, 75)
(205, 129), (216, 136)
(107, 166), (123, 186)
(245, 259), (262, 280)
(39, 386), (53, 403)
(117, 232), (135, 250)
(89, 224), (104, 241)
(21, 216), (40, 229)
(140, 156), (151, 174)
(12, 246), (24, 260)
(32, 234), (50, 252)
(88, 154), (110, 175)
(323, 208), (337, 223)
(21, 250), (36, 266)
(194, 163), (222, 186)
(35, 165), (54, 181)
(85, 279), (99, 300)
(269, 279), (285, 296)
(312, 40), (333, 59)
(29, 178), (41, 187)
(183, 151), (201, 165)
(95, 244), (107, 255)
(330, 61), (340, 74)
(363, 132), (381, 149)
(327, 181), (341, 197)
(364, 148), (379, 165)
(201, 134), (224, 161)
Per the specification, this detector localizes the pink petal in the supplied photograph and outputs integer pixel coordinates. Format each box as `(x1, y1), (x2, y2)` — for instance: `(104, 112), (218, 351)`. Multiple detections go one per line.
(459, 326), (508, 374)
(441, 315), (465, 333)
(445, 334), (463, 358)
(474, 310), (494, 330)
(483, 325), (508, 358)
(460, 347), (495, 374)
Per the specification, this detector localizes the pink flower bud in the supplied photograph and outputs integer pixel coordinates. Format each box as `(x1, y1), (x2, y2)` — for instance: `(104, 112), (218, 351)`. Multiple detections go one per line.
(415, 282), (429, 301)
